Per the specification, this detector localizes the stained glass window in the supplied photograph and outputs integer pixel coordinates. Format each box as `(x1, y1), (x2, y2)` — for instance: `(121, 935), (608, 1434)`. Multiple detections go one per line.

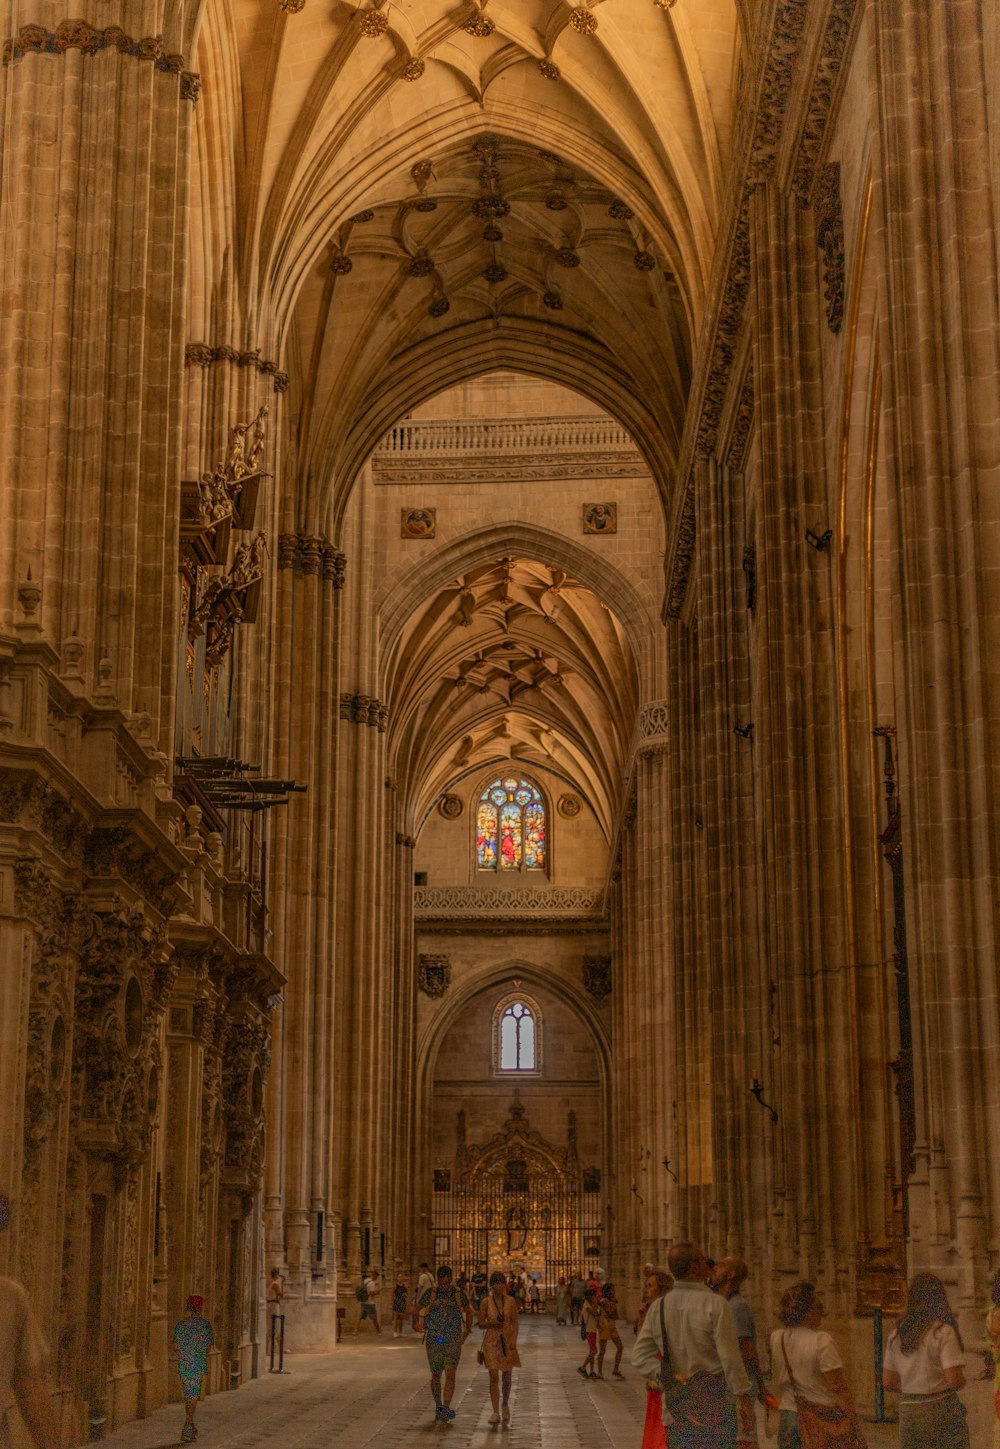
(499, 1002), (536, 1070)
(476, 777), (546, 872)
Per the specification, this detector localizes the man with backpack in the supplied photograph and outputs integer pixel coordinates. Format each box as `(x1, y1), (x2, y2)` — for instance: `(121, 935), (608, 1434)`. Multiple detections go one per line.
(354, 1268), (382, 1334)
(414, 1264), (473, 1422)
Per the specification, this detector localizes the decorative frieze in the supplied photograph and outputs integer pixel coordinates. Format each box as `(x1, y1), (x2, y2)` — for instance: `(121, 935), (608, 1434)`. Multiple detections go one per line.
(276, 533), (346, 587)
(414, 885), (603, 919)
(339, 693), (389, 730)
(3, 22), (185, 71)
(185, 342), (289, 394)
(792, 0), (863, 199)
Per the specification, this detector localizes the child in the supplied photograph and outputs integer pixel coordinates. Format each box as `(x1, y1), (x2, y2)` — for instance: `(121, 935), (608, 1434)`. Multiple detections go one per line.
(391, 1272), (409, 1337)
(172, 1294), (214, 1442)
(578, 1288), (601, 1379)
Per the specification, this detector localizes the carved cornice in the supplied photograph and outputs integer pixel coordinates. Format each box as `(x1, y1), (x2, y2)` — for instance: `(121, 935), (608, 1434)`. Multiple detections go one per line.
(277, 532), (346, 587)
(340, 693), (389, 730)
(185, 343), (288, 394)
(2, 21), (186, 73)
(414, 885), (603, 920)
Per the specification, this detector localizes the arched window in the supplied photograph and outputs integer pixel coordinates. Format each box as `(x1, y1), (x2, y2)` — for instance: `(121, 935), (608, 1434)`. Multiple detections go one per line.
(476, 776), (546, 872)
(498, 1001), (536, 1071)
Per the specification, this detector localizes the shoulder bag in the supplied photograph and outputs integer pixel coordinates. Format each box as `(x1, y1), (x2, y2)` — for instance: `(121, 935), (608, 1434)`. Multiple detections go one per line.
(779, 1333), (867, 1449)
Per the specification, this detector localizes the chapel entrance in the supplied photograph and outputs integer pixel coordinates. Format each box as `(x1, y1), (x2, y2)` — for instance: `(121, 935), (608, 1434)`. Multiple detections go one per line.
(431, 1096), (602, 1294)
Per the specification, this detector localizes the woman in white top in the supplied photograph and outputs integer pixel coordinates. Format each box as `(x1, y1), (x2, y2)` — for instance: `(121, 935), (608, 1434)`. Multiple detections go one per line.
(882, 1272), (968, 1449)
(769, 1282), (862, 1449)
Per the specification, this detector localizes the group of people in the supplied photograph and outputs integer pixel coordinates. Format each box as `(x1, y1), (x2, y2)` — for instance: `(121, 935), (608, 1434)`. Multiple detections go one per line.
(409, 1263), (521, 1426)
(632, 1240), (991, 1449)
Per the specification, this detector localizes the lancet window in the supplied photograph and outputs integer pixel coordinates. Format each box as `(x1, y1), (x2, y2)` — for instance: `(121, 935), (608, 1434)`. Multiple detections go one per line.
(476, 776), (546, 872)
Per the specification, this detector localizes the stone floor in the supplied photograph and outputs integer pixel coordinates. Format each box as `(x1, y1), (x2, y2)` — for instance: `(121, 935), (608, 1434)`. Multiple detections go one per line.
(101, 1318), (993, 1449)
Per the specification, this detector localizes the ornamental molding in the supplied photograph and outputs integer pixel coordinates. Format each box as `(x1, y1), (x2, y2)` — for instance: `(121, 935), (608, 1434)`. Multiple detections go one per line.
(277, 532), (346, 586)
(664, 0), (861, 620)
(340, 693), (389, 730)
(2, 22), (185, 71)
(374, 455), (648, 486)
(185, 342), (288, 394)
(414, 885), (603, 920)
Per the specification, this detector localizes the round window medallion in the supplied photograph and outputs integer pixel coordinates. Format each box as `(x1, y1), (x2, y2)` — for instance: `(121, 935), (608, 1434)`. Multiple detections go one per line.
(558, 793), (582, 818)
(439, 794), (463, 820)
(123, 976), (144, 1056)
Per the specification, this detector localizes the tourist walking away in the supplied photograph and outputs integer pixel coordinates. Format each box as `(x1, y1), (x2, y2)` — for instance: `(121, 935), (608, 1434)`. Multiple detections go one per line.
(555, 1276), (569, 1325)
(632, 1240), (752, 1449)
(359, 1268), (382, 1334)
(578, 1288), (601, 1379)
(528, 1279), (541, 1314)
(415, 1264), (472, 1423)
(769, 1281), (866, 1449)
(570, 1272), (586, 1325)
(596, 1282), (625, 1379)
(882, 1273), (968, 1449)
(987, 1271), (1000, 1449)
(172, 1294), (215, 1443)
(478, 1270), (521, 1428)
(470, 1264), (488, 1311)
(391, 1272), (409, 1337)
(0, 1192), (58, 1449)
(712, 1256), (766, 1444)
(639, 1270), (673, 1449)
(415, 1262), (434, 1309)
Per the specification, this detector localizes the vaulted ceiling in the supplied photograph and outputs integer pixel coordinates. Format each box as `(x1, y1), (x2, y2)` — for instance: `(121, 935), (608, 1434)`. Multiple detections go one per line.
(194, 0), (740, 519)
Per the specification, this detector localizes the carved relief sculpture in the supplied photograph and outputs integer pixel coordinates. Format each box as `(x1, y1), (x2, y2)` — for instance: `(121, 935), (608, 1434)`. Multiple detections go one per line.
(582, 502), (617, 534)
(418, 954), (451, 998)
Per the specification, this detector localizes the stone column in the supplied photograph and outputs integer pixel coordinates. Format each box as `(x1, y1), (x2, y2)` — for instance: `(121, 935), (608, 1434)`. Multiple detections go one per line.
(873, 0), (1000, 1309)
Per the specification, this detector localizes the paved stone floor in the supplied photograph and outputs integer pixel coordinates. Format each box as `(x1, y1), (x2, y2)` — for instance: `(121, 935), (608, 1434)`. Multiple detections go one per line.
(101, 1318), (993, 1449)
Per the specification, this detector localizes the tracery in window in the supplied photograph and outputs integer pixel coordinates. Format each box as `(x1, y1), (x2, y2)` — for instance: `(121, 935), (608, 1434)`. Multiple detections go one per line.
(476, 777), (546, 871)
(499, 1001), (536, 1071)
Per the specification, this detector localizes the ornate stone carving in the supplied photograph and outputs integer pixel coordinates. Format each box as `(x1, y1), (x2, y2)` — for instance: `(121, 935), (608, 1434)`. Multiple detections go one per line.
(582, 502), (616, 534)
(483, 263), (507, 284)
(813, 162), (845, 333)
(582, 954), (612, 1000)
(742, 541), (758, 613)
(543, 290), (563, 310)
(401, 507), (436, 539)
(608, 199), (634, 221)
(220, 1014), (270, 1189)
(3, 22), (187, 70)
(464, 16), (495, 37)
(438, 794), (463, 819)
(557, 793), (581, 818)
(414, 885), (603, 919)
(184, 343), (288, 394)
(539, 59), (560, 79)
(402, 57), (425, 80)
(792, 0), (862, 198)
(554, 247), (580, 268)
(727, 366), (755, 472)
(569, 10), (598, 35)
(359, 10), (390, 36)
(180, 71), (201, 103)
(276, 532), (346, 587)
(339, 693), (389, 730)
(429, 296), (451, 317)
(418, 955), (451, 998)
(633, 250), (656, 271)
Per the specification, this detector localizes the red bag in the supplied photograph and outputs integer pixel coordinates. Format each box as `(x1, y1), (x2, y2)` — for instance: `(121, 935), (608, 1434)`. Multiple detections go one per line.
(641, 1390), (667, 1449)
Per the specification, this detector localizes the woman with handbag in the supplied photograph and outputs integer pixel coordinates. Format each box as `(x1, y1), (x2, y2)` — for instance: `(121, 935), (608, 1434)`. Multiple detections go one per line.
(769, 1282), (866, 1449)
(882, 1273), (968, 1448)
(478, 1270), (521, 1428)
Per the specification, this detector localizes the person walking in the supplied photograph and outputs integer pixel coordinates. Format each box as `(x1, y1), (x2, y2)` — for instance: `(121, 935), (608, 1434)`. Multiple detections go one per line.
(711, 1257), (766, 1444)
(639, 1270), (673, 1449)
(470, 1264), (488, 1312)
(570, 1272), (586, 1325)
(478, 1270), (521, 1428)
(390, 1272), (409, 1337)
(882, 1273), (967, 1449)
(632, 1240), (752, 1448)
(578, 1288), (601, 1379)
(555, 1276), (569, 1326)
(987, 1271), (1000, 1449)
(528, 1280), (541, 1315)
(414, 1265), (472, 1423)
(0, 1193), (58, 1449)
(172, 1294), (214, 1443)
(596, 1282), (625, 1379)
(770, 1281), (866, 1449)
(414, 1262), (434, 1312)
(360, 1268), (382, 1334)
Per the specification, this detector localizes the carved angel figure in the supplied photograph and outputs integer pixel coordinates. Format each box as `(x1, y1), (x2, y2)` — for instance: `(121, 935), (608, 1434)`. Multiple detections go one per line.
(225, 404), (268, 481)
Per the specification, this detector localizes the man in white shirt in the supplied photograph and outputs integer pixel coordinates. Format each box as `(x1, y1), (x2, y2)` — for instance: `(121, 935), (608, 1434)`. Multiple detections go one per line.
(361, 1269), (382, 1334)
(414, 1262), (434, 1309)
(632, 1240), (752, 1448)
